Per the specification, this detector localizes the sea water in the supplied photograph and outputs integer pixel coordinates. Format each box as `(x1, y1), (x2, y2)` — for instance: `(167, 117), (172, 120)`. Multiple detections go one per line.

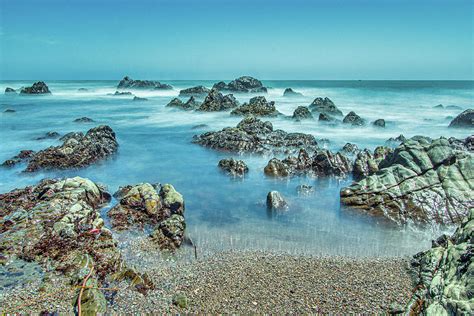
(0, 80), (472, 257)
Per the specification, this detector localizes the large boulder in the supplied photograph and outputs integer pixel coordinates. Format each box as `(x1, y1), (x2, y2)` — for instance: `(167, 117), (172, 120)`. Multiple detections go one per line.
(230, 96), (281, 117)
(308, 97), (343, 116)
(117, 76), (172, 90)
(449, 109), (473, 128)
(20, 82), (51, 94)
(218, 158), (249, 176)
(212, 76), (267, 93)
(193, 116), (318, 154)
(266, 191), (288, 211)
(283, 88), (303, 97)
(197, 88), (239, 111)
(372, 119), (385, 128)
(179, 86), (210, 97)
(353, 146), (393, 180)
(166, 96), (200, 111)
(292, 106), (313, 120)
(341, 138), (474, 225)
(25, 125), (118, 172)
(405, 209), (473, 315)
(343, 111), (365, 126)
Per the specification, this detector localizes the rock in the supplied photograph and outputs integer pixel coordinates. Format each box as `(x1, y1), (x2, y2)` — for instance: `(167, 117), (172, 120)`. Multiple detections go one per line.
(191, 124), (208, 130)
(283, 88), (303, 97)
(74, 117), (95, 123)
(212, 76), (267, 93)
(353, 146), (392, 180)
(197, 88), (238, 111)
(77, 88), (88, 92)
(25, 125), (118, 172)
(292, 106), (313, 120)
(372, 119), (385, 128)
(166, 96), (200, 111)
(133, 96), (148, 101)
(172, 293), (188, 308)
(109, 91), (133, 96)
(308, 97), (343, 116)
(20, 82), (51, 94)
(117, 76), (172, 90)
(446, 105), (463, 110)
(230, 96), (281, 117)
(449, 109), (473, 128)
(341, 137), (474, 225)
(150, 214), (186, 251)
(5, 87), (16, 94)
(218, 158), (249, 176)
(193, 116), (318, 154)
(343, 111), (365, 126)
(433, 104), (444, 109)
(448, 135), (474, 152)
(36, 131), (60, 140)
(341, 143), (359, 155)
(296, 184), (314, 195)
(179, 86), (210, 97)
(3, 109), (15, 113)
(386, 134), (407, 147)
(1, 150), (35, 167)
(405, 209), (473, 315)
(318, 113), (336, 122)
(266, 191), (288, 211)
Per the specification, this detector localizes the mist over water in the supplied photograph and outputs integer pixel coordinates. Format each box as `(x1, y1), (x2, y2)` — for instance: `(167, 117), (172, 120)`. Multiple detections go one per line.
(1, 80), (472, 257)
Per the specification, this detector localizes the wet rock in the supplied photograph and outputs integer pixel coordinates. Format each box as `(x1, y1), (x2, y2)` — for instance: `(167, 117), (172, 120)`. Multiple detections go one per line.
(193, 116), (317, 154)
(343, 111), (365, 126)
(218, 158), (249, 176)
(213, 76), (267, 93)
(296, 184), (314, 196)
(166, 97), (200, 111)
(372, 119), (385, 128)
(446, 105), (463, 110)
(74, 117), (95, 123)
(405, 209), (473, 315)
(266, 191), (288, 211)
(341, 143), (359, 155)
(341, 137), (474, 225)
(353, 146), (392, 180)
(1, 150), (35, 167)
(449, 109), (473, 128)
(117, 76), (172, 90)
(230, 96), (281, 117)
(77, 88), (88, 92)
(179, 86), (210, 97)
(25, 125), (118, 172)
(20, 82), (51, 94)
(191, 124), (208, 130)
(3, 109), (15, 113)
(36, 131), (60, 140)
(448, 135), (474, 152)
(133, 96), (148, 101)
(433, 104), (444, 109)
(283, 88), (303, 97)
(109, 91), (133, 96)
(308, 97), (343, 116)
(197, 88), (238, 111)
(5, 87), (16, 94)
(292, 106), (313, 120)
(318, 113), (336, 122)
(386, 134), (407, 147)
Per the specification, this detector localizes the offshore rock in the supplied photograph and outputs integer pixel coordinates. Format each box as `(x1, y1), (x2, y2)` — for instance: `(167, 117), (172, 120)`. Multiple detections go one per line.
(179, 85), (210, 97)
(343, 111), (365, 126)
(5, 87), (16, 94)
(372, 118), (386, 128)
(74, 117), (95, 123)
(449, 109), (474, 128)
(230, 96), (281, 117)
(283, 88), (303, 97)
(213, 76), (267, 93)
(1, 150), (35, 167)
(266, 191), (288, 211)
(117, 76), (172, 90)
(292, 106), (313, 120)
(197, 88), (239, 111)
(218, 158), (249, 176)
(308, 97), (343, 116)
(20, 82), (51, 94)
(166, 96), (201, 111)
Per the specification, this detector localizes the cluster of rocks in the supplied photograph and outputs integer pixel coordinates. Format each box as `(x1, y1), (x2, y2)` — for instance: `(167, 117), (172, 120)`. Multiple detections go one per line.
(1, 150), (35, 167)
(109, 91), (133, 96)
(309, 97), (343, 116)
(166, 96), (200, 111)
(218, 158), (249, 176)
(213, 76), (267, 93)
(4, 82), (52, 95)
(230, 96), (281, 117)
(449, 109), (473, 128)
(117, 76), (172, 90)
(179, 86), (210, 97)
(292, 106), (313, 121)
(198, 88), (239, 111)
(193, 116), (317, 154)
(283, 88), (303, 97)
(35, 131), (60, 140)
(352, 146), (393, 180)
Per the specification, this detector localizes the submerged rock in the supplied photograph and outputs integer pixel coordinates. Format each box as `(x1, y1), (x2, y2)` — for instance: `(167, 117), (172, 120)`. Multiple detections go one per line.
(213, 76), (267, 93)
(353, 146), (392, 180)
(266, 191), (288, 211)
(1, 150), (35, 167)
(78, 88), (88, 92)
(25, 125), (118, 172)
(3, 109), (15, 113)
(133, 96), (148, 101)
(230, 96), (281, 117)
(449, 109), (473, 128)
(117, 76), (172, 90)
(343, 111), (365, 126)
(109, 91), (133, 96)
(179, 86), (210, 97)
(292, 106), (313, 120)
(197, 88), (238, 111)
(308, 97), (343, 116)
(166, 97), (200, 111)
(218, 158), (249, 176)
(74, 117), (95, 123)
(35, 131), (60, 140)
(5, 87), (16, 94)
(296, 184), (314, 195)
(20, 82), (51, 94)
(193, 116), (318, 154)
(283, 88), (303, 97)
(341, 137), (474, 225)
(372, 119), (385, 128)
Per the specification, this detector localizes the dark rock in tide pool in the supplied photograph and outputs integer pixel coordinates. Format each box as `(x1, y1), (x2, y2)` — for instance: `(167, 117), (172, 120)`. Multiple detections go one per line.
(3, 109), (15, 113)
(5, 87), (16, 94)
(449, 109), (473, 128)
(309, 97), (343, 116)
(74, 117), (95, 123)
(193, 116), (318, 154)
(36, 131), (60, 140)
(353, 146), (392, 180)
(266, 191), (288, 211)
(133, 96), (148, 101)
(292, 106), (313, 120)
(197, 88), (238, 112)
(213, 76), (267, 93)
(230, 96), (281, 117)
(25, 125), (118, 172)
(1, 150), (35, 167)
(167, 97), (200, 111)
(283, 88), (303, 97)
(179, 86), (210, 97)
(117, 76), (172, 90)
(20, 82), (51, 95)
(343, 111), (365, 126)
(372, 119), (385, 128)
(218, 158), (249, 176)
(109, 91), (133, 96)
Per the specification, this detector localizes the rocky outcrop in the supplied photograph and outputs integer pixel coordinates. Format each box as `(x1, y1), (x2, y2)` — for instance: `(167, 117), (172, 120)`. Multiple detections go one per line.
(449, 109), (473, 128)
(353, 146), (393, 180)
(266, 191), (288, 211)
(283, 88), (303, 97)
(341, 137), (474, 225)
(230, 96), (281, 117)
(292, 106), (313, 120)
(117, 76), (172, 90)
(218, 158), (249, 176)
(5, 87), (16, 94)
(405, 209), (473, 315)
(109, 91), (133, 96)
(20, 82), (51, 94)
(74, 117), (95, 123)
(318, 113), (336, 122)
(108, 183), (185, 250)
(166, 97), (200, 111)
(25, 125), (118, 172)
(179, 86), (210, 97)
(343, 111), (365, 126)
(308, 97), (343, 116)
(197, 88), (239, 111)
(133, 96), (148, 101)
(1, 150), (35, 167)
(193, 116), (318, 154)
(213, 76), (267, 93)
(372, 119), (385, 128)
(341, 143), (359, 155)
(264, 148), (352, 178)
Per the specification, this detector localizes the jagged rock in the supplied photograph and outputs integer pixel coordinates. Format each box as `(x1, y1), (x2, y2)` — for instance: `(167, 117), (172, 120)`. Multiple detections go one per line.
(212, 76), (267, 93)
(372, 119), (385, 128)
(74, 117), (95, 123)
(117, 76), (172, 90)
(218, 158), (249, 176)
(353, 146), (393, 180)
(341, 137), (474, 225)
(109, 91), (133, 96)
(283, 88), (303, 97)
(197, 88), (238, 111)
(166, 97), (200, 111)
(318, 113), (336, 122)
(308, 97), (343, 116)
(343, 111), (365, 126)
(179, 86), (210, 97)
(264, 148), (352, 178)
(25, 125), (118, 172)
(193, 116), (318, 154)
(5, 87), (16, 94)
(36, 131), (60, 140)
(1, 150), (35, 167)
(230, 96), (281, 117)
(292, 106), (313, 120)
(20, 82), (51, 94)
(449, 109), (473, 128)
(296, 184), (314, 195)
(448, 135), (474, 152)
(266, 191), (288, 211)
(4, 109), (15, 113)
(341, 143), (359, 155)
(133, 96), (148, 101)
(405, 209), (473, 315)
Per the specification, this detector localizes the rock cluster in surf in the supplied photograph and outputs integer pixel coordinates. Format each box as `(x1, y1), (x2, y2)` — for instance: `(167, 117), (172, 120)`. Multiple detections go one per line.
(213, 76), (267, 93)
(117, 76), (172, 90)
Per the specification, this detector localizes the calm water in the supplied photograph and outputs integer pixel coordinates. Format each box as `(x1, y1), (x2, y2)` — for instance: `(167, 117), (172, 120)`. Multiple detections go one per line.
(0, 80), (473, 257)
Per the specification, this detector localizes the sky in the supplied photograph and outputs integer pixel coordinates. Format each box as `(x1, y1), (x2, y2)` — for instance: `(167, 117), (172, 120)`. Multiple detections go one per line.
(0, 0), (472, 80)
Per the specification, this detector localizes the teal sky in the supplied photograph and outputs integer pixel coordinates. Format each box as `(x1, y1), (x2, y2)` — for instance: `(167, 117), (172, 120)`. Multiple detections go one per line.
(0, 0), (472, 80)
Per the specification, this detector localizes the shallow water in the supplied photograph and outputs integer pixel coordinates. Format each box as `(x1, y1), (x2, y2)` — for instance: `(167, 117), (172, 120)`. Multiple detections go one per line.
(1, 80), (472, 257)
